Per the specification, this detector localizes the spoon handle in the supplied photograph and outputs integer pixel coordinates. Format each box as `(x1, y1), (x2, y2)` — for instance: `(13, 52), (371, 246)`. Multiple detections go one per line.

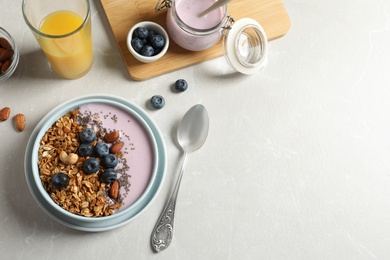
(151, 152), (189, 253)
(198, 0), (232, 17)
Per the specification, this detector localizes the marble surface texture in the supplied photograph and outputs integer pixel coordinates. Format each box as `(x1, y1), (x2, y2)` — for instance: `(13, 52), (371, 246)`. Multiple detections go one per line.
(1, 0), (390, 259)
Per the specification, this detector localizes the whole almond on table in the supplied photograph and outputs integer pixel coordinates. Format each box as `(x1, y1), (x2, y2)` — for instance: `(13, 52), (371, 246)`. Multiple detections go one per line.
(110, 141), (124, 154)
(0, 107), (10, 121)
(103, 131), (119, 143)
(14, 113), (26, 132)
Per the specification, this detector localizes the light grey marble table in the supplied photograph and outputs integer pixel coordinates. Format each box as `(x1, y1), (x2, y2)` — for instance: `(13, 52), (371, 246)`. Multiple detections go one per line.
(1, 0), (390, 259)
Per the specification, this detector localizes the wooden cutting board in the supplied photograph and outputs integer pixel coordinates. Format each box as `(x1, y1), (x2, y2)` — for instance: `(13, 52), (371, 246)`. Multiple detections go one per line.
(100, 0), (291, 81)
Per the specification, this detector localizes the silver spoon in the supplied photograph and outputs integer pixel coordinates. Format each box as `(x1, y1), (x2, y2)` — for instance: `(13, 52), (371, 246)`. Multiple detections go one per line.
(198, 0), (232, 17)
(151, 104), (209, 253)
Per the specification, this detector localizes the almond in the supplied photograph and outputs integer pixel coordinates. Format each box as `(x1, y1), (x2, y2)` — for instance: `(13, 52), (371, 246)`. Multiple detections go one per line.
(109, 180), (120, 200)
(0, 49), (5, 60)
(103, 131), (119, 143)
(0, 49), (13, 62)
(110, 141), (124, 154)
(1, 59), (11, 73)
(0, 37), (12, 50)
(14, 113), (26, 132)
(0, 107), (10, 121)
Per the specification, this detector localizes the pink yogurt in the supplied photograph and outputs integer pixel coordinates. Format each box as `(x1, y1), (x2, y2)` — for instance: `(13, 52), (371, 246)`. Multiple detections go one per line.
(166, 0), (227, 51)
(77, 103), (154, 212)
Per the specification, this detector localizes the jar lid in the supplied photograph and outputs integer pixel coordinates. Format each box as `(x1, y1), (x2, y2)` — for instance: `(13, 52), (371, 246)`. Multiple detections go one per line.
(223, 18), (268, 74)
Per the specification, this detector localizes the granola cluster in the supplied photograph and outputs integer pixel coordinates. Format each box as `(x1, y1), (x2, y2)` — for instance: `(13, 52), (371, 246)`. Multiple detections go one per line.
(37, 110), (121, 217)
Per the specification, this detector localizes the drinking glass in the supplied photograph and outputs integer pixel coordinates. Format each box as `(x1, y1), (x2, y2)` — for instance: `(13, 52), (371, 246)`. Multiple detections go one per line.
(22, 0), (93, 79)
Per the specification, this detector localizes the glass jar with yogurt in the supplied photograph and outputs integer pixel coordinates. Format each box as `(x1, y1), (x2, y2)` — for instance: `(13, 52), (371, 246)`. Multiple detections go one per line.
(156, 0), (268, 74)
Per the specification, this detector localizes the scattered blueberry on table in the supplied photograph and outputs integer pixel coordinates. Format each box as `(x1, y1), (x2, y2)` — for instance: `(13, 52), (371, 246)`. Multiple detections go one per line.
(175, 79), (188, 92)
(150, 95), (165, 109)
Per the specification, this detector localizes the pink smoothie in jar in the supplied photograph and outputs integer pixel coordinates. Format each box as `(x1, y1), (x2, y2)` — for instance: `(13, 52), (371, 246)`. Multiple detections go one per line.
(166, 0), (227, 51)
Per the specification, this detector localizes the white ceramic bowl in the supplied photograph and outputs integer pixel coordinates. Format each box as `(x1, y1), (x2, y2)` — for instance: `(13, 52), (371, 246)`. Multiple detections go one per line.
(126, 21), (169, 63)
(0, 27), (19, 83)
(24, 95), (167, 231)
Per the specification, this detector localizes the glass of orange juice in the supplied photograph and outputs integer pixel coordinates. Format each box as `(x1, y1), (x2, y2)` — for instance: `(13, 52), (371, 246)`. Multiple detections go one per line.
(22, 0), (93, 79)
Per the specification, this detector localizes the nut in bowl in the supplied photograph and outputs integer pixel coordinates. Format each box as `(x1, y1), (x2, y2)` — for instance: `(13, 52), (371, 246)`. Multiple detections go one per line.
(127, 21), (169, 63)
(24, 95), (167, 231)
(0, 27), (19, 83)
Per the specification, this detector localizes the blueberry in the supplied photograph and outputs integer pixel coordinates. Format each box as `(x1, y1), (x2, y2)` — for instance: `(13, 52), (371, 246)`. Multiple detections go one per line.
(83, 157), (100, 174)
(52, 172), (69, 189)
(147, 30), (157, 42)
(141, 45), (154, 57)
(131, 37), (144, 53)
(154, 48), (161, 55)
(78, 143), (93, 157)
(151, 34), (165, 49)
(94, 142), (109, 158)
(150, 95), (165, 109)
(100, 168), (118, 183)
(175, 79), (188, 92)
(134, 27), (149, 40)
(101, 154), (118, 168)
(79, 128), (96, 143)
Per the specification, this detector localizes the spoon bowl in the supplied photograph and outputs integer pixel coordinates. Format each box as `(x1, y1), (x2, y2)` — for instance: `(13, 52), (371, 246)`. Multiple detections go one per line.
(177, 104), (209, 152)
(151, 104), (209, 252)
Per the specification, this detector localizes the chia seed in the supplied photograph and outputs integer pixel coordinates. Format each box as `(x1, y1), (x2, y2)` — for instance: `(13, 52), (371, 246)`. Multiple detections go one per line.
(76, 106), (133, 206)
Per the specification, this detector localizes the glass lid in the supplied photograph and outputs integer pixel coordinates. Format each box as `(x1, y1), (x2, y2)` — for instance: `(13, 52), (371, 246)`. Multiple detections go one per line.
(223, 18), (268, 74)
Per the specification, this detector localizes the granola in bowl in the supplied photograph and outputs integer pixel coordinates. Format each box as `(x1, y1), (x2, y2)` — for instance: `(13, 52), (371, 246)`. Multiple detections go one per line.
(25, 95), (167, 231)
(38, 109), (123, 217)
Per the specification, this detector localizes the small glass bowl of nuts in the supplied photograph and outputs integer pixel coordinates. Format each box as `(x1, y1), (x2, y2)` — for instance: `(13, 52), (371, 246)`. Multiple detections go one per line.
(0, 27), (19, 83)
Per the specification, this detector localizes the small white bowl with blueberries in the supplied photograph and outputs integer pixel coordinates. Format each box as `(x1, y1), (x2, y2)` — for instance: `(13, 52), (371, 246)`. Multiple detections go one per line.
(127, 21), (169, 63)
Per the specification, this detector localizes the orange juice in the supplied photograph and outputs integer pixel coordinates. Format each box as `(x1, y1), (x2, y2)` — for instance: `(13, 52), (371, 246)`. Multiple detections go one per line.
(38, 10), (92, 79)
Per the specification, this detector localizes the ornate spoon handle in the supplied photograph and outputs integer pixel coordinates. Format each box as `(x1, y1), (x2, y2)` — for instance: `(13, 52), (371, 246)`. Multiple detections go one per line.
(151, 153), (189, 253)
